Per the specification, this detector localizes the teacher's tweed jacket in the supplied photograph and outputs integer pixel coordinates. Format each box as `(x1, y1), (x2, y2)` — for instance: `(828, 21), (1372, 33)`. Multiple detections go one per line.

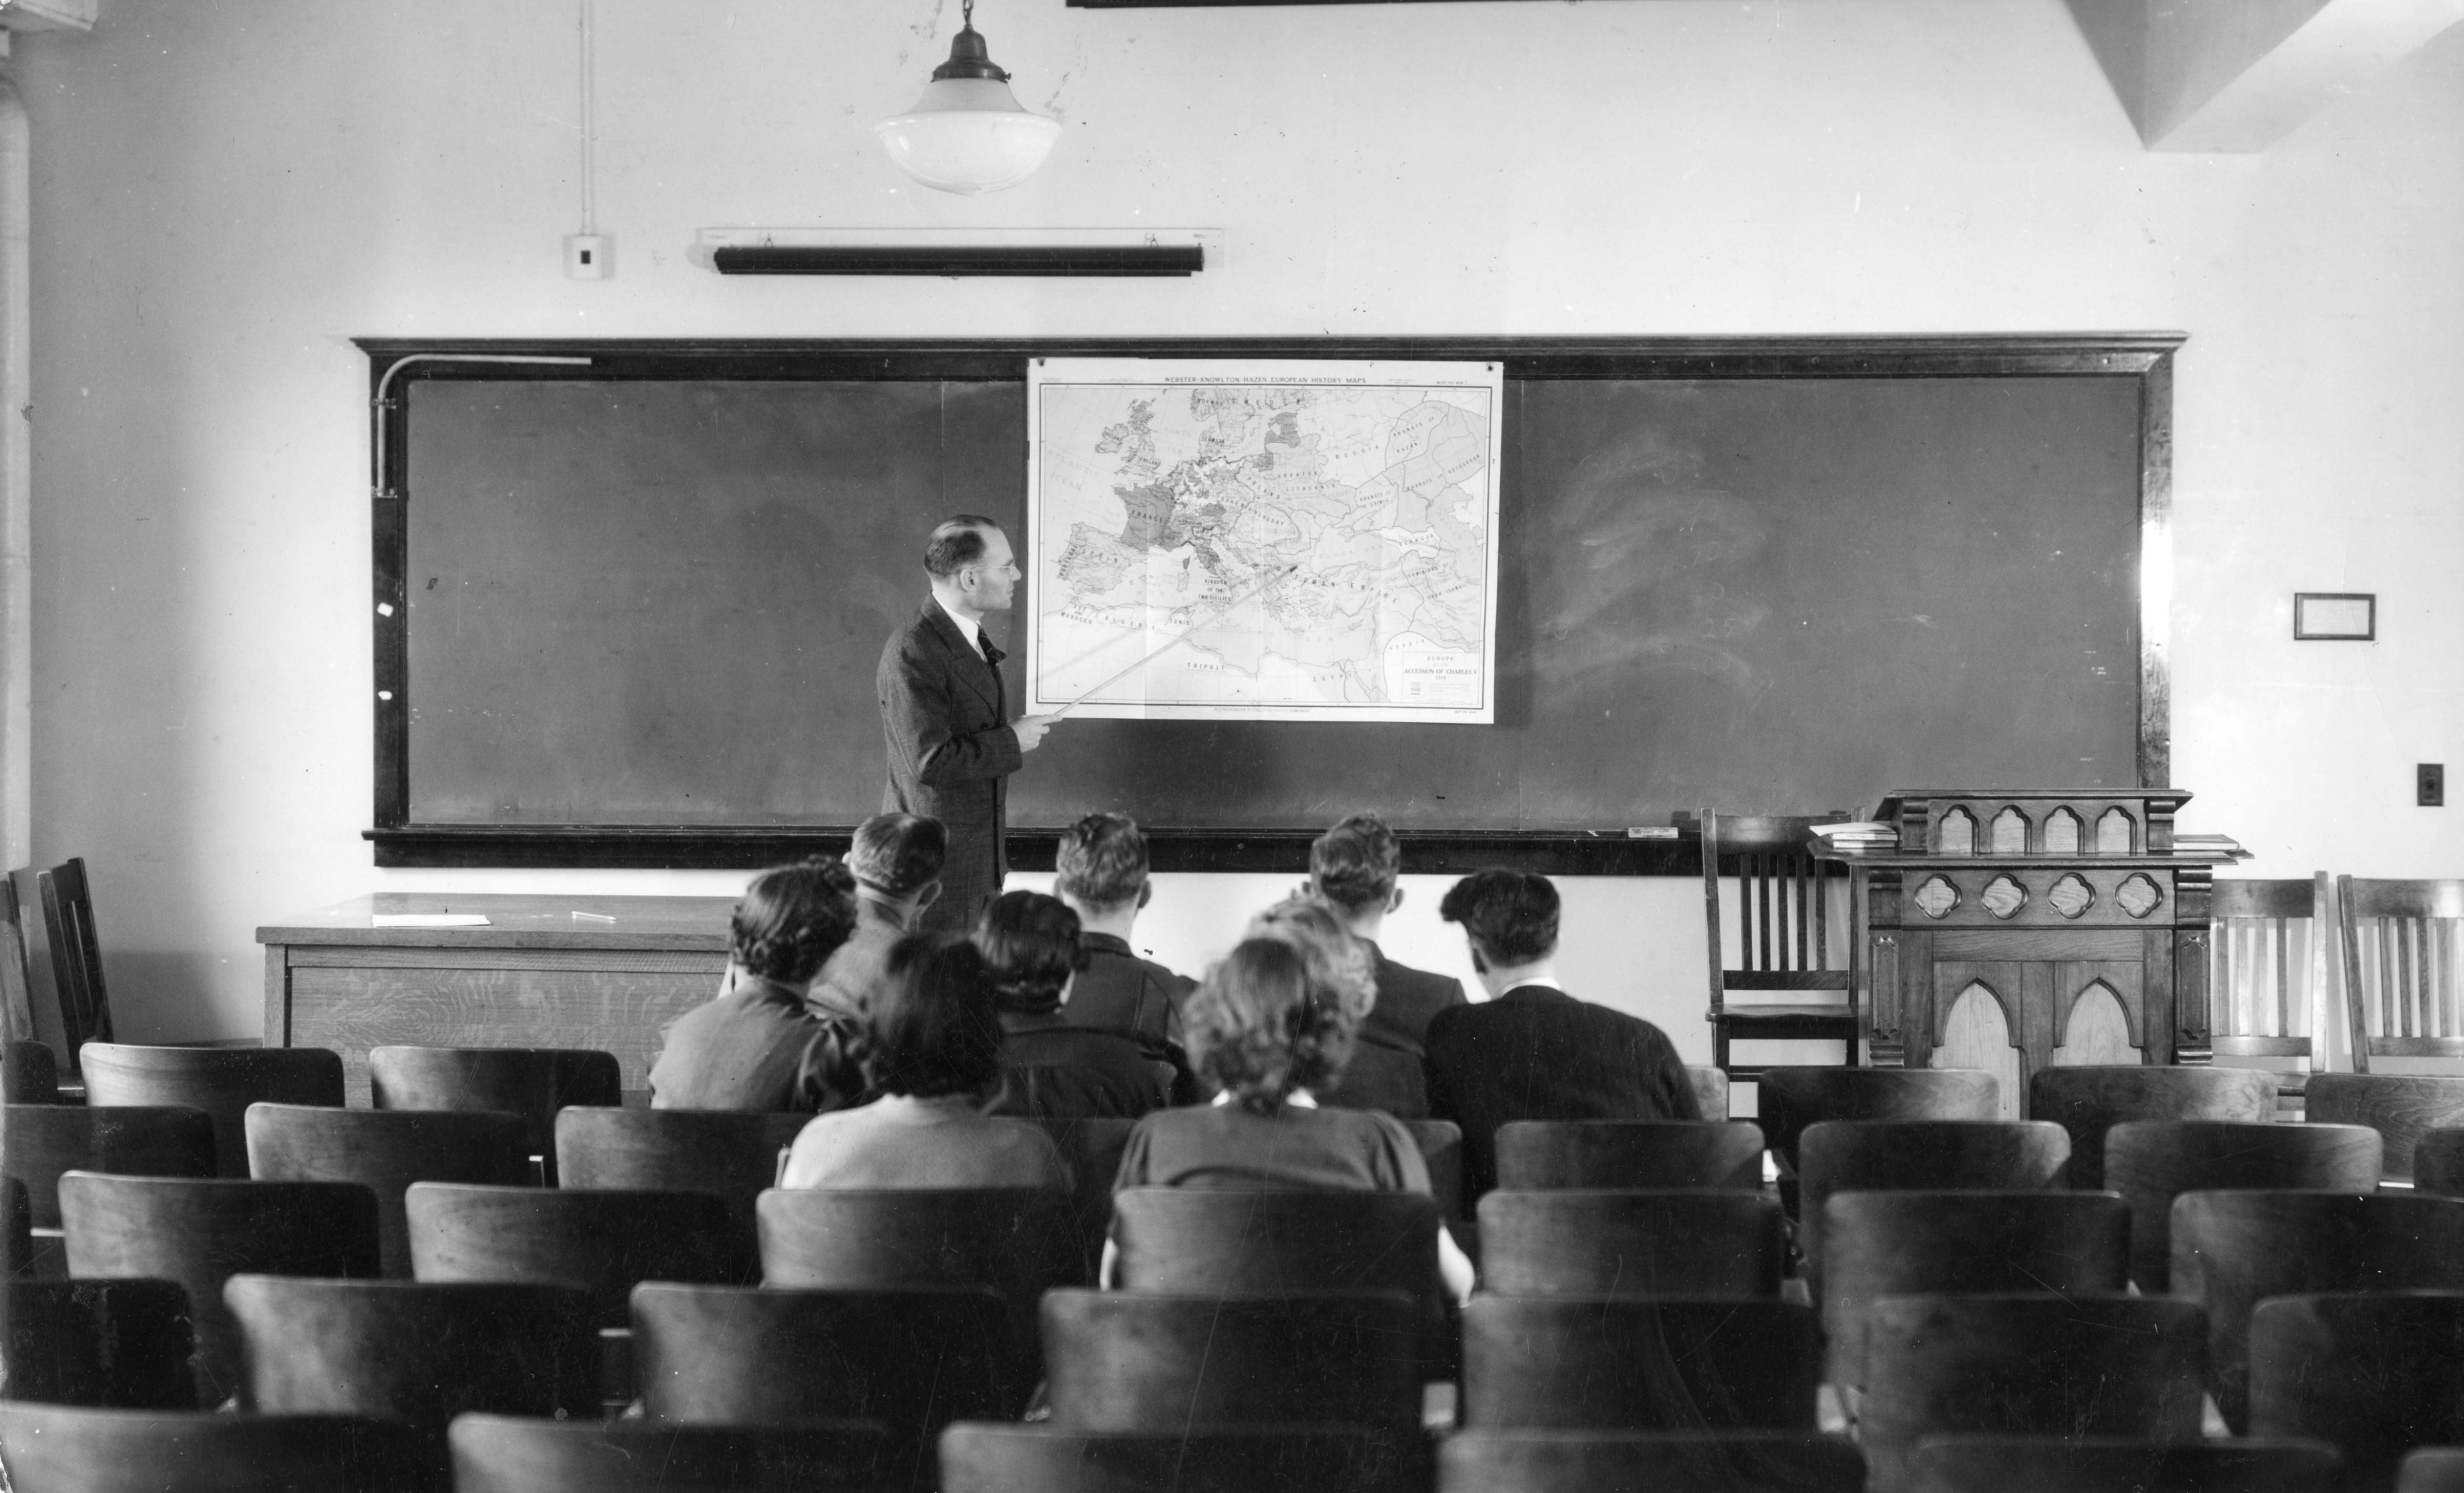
(878, 600), (1022, 937)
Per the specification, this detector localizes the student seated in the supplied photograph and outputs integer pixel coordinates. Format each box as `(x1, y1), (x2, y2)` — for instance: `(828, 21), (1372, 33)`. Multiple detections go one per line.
(647, 859), (859, 1111)
(779, 936), (1071, 1190)
(975, 891), (1168, 1121)
(1245, 894), (1428, 1117)
(1422, 868), (1701, 1201)
(810, 812), (946, 1020)
(1309, 812), (1467, 1056)
(1106, 934), (1475, 1303)
(794, 812), (948, 1113)
(1050, 812), (1196, 1063)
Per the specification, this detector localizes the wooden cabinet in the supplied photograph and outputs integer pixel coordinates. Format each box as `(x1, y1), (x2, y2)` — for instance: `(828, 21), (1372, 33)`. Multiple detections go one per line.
(1824, 792), (2243, 1099)
(258, 894), (730, 1104)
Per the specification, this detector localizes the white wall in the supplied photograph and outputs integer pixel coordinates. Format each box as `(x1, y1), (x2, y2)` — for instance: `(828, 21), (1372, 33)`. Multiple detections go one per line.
(15, 1), (2462, 1053)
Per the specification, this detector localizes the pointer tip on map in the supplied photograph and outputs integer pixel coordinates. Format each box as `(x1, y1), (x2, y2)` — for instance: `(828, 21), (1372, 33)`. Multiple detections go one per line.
(1047, 564), (1303, 719)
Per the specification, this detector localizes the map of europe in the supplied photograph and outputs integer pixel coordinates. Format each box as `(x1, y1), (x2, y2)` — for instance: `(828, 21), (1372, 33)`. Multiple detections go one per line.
(1026, 359), (1503, 722)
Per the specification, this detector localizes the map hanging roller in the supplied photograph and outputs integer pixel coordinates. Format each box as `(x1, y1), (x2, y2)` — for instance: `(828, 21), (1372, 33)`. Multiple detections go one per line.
(1051, 564), (1303, 718)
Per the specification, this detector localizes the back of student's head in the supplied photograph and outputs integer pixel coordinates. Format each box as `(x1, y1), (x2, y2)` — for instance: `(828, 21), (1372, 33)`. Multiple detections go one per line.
(1053, 812), (1148, 912)
(1439, 868), (1561, 969)
(1187, 935), (1358, 1114)
(848, 813), (947, 899)
(730, 859), (861, 985)
(863, 936), (1003, 1099)
(1245, 893), (1375, 1023)
(972, 890), (1088, 1016)
(1309, 812), (1401, 914)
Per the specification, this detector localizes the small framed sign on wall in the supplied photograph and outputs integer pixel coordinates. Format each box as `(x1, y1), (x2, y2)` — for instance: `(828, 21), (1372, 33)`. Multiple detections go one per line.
(2294, 592), (2376, 641)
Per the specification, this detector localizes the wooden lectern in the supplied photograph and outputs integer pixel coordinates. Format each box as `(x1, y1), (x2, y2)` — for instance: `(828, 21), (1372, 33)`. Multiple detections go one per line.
(1817, 791), (2245, 1087)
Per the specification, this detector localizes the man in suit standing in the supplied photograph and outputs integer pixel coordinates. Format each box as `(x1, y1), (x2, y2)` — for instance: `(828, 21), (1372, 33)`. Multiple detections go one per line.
(1308, 812), (1466, 1056)
(878, 516), (1060, 936)
(1422, 868), (1700, 1201)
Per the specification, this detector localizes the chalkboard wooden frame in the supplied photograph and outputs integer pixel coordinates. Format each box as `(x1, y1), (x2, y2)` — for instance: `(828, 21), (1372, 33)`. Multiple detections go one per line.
(357, 333), (2181, 873)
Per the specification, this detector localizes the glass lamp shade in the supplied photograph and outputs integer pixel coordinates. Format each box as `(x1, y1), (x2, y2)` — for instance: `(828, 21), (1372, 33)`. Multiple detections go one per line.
(875, 77), (1061, 195)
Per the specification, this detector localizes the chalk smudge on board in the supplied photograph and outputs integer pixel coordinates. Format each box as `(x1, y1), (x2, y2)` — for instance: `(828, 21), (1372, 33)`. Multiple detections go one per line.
(1527, 427), (1770, 694)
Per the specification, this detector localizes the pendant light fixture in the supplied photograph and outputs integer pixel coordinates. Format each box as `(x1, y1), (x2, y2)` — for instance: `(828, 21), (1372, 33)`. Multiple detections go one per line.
(875, 0), (1061, 196)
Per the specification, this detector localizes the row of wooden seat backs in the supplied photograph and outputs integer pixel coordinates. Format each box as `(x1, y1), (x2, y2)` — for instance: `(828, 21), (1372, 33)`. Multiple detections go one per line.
(17, 1276), (2462, 1492)
(5, 1411), (2406, 1493)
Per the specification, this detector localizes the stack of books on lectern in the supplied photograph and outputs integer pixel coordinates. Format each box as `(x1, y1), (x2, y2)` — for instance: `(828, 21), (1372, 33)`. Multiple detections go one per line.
(1811, 821), (1898, 851)
(2173, 832), (2251, 860)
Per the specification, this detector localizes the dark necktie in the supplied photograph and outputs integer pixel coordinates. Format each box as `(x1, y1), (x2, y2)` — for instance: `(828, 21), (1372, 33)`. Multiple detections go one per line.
(980, 636), (1005, 668)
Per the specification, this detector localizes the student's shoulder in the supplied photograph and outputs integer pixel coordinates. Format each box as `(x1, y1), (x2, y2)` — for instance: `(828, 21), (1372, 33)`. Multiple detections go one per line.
(1423, 995), (1512, 1046)
(1376, 952), (1465, 1000)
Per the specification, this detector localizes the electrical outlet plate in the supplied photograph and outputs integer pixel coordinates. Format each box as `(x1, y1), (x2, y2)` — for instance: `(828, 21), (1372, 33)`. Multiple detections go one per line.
(2421, 763), (2445, 807)
(564, 234), (612, 281)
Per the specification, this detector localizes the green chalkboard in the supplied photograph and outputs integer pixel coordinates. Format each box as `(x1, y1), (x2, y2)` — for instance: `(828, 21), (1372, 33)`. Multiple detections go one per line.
(367, 337), (2176, 868)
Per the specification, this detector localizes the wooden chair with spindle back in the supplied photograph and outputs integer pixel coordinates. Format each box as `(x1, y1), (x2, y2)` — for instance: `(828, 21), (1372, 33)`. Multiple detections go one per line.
(37, 858), (110, 1075)
(1696, 812), (1857, 1084)
(2338, 877), (2464, 1076)
(0, 875), (45, 1052)
(2210, 876), (2332, 1112)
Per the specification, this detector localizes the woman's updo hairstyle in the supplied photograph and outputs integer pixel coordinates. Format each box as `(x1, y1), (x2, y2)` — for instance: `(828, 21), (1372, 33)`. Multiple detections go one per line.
(1186, 933), (1361, 1114)
(729, 858), (861, 985)
(971, 890), (1089, 1016)
(1244, 893), (1377, 1026)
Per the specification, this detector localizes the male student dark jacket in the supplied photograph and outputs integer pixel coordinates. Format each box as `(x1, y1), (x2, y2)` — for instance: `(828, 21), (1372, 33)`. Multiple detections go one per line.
(1065, 932), (1195, 1056)
(1359, 940), (1468, 1057)
(1421, 983), (1699, 1200)
(878, 601), (1019, 936)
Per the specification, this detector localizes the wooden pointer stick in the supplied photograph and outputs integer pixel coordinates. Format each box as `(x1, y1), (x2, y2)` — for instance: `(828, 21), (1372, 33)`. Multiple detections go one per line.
(1049, 565), (1302, 718)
